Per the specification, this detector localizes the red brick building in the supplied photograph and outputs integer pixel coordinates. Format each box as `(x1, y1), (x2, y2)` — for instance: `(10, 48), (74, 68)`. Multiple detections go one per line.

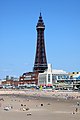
(19, 72), (39, 85)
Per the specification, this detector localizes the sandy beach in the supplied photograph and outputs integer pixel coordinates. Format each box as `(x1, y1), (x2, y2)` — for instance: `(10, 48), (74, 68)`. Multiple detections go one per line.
(0, 89), (80, 120)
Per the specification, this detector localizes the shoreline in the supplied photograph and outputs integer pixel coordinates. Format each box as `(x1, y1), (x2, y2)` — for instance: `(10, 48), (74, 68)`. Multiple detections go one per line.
(0, 89), (80, 100)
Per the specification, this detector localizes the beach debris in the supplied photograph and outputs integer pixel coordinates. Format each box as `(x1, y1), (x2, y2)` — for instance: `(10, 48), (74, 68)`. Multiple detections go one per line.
(22, 108), (26, 111)
(0, 98), (4, 101)
(20, 107), (29, 111)
(47, 103), (50, 105)
(21, 103), (23, 106)
(72, 111), (76, 114)
(41, 103), (43, 106)
(24, 104), (26, 106)
(75, 108), (78, 112)
(10, 106), (13, 109)
(27, 113), (32, 116)
(4, 106), (10, 111)
(4, 105), (13, 111)
(26, 107), (29, 111)
(77, 102), (79, 106)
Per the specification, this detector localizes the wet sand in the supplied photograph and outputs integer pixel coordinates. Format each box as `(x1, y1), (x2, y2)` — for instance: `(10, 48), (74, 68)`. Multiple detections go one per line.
(0, 90), (80, 120)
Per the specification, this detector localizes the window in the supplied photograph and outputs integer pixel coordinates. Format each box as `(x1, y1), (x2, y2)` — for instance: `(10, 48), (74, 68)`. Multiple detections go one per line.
(58, 76), (61, 79)
(48, 74), (50, 82)
(52, 75), (55, 80)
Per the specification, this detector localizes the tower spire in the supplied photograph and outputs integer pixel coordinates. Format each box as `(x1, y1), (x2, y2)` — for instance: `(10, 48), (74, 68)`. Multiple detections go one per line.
(40, 12), (41, 17)
(33, 13), (48, 73)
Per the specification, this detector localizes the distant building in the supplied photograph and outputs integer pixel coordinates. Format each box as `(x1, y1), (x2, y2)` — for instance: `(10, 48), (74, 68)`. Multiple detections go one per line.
(38, 64), (69, 86)
(69, 72), (80, 89)
(69, 72), (80, 79)
(1, 76), (19, 87)
(19, 72), (39, 85)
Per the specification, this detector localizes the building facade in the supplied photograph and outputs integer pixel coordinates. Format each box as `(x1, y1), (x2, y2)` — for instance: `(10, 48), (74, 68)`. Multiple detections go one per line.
(1, 76), (19, 88)
(38, 64), (70, 87)
(19, 72), (39, 85)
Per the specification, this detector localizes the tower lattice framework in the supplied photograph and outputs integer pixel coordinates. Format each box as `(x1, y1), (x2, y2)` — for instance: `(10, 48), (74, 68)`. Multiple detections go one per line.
(33, 13), (48, 73)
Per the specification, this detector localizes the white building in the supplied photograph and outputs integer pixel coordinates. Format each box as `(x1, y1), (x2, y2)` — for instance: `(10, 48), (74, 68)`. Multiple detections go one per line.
(38, 64), (69, 86)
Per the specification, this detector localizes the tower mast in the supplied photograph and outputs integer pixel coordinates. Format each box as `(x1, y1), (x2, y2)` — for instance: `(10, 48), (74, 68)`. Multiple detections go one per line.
(33, 13), (48, 73)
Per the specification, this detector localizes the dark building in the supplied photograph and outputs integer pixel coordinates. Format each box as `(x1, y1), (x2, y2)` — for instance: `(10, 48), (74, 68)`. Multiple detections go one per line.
(19, 72), (39, 85)
(33, 13), (48, 73)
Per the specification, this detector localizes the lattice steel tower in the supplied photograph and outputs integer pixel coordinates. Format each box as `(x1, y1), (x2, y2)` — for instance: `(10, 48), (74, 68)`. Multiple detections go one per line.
(33, 13), (48, 73)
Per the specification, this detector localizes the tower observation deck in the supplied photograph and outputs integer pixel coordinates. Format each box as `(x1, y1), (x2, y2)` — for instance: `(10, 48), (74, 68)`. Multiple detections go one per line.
(33, 13), (48, 73)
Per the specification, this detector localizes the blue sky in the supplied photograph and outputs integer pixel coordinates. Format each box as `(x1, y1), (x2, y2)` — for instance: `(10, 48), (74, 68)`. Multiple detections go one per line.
(0, 0), (80, 79)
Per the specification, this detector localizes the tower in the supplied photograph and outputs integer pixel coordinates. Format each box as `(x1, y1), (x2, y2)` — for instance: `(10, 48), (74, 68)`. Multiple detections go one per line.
(33, 13), (48, 73)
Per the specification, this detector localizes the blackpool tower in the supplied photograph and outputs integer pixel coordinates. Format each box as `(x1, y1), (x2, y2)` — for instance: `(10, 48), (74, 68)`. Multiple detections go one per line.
(33, 13), (48, 73)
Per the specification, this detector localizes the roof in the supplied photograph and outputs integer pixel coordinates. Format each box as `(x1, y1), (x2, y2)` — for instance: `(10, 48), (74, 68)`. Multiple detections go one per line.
(40, 69), (68, 75)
